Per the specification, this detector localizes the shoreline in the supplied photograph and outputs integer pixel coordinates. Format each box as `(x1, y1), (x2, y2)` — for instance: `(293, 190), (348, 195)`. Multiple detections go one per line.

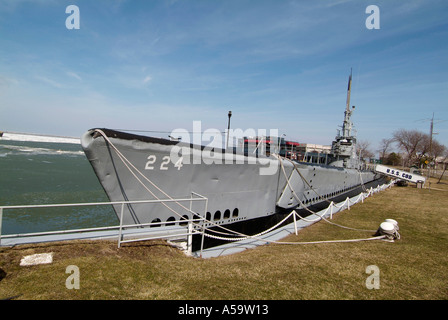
(0, 131), (80, 144)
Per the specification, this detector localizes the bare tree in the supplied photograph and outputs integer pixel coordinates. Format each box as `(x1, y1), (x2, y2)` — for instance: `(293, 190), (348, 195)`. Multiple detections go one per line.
(392, 129), (426, 166)
(357, 140), (374, 159)
(415, 134), (430, 164)
(430, 139), (447, 159)
(392, 128), (447, 167)
(377, 138), (394, 161)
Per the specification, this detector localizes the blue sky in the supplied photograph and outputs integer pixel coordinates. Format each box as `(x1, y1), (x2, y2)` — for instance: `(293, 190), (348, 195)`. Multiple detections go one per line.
(0, 0), (447, 153)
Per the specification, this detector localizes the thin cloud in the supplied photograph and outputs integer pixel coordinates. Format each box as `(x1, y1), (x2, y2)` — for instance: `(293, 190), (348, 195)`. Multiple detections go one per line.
(35, 75), (63, 88)
(0, 75), (19, 86)
(67, 72), (82, 81)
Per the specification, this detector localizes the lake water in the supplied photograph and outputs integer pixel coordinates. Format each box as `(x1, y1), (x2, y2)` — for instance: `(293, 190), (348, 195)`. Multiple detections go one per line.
(0, 133), (117, 235)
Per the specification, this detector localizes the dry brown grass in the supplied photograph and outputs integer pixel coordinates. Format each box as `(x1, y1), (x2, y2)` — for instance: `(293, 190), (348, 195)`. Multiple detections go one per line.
(1, 178), (447, 300)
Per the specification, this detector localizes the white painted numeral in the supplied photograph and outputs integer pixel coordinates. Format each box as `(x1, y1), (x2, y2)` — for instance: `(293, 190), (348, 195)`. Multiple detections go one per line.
(160, 156), (170, 170)
(145, 155), (156, 170)
(144, 155), (182, 171)
(174, 157), (183, 170)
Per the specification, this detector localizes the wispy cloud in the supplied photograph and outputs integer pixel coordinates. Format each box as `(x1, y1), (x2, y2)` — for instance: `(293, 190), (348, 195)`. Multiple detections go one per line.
(35, 75), (63, 88)
(0, 75), (19, 87)
(143, 75), (152, 84)
(66, 72), (82, 81)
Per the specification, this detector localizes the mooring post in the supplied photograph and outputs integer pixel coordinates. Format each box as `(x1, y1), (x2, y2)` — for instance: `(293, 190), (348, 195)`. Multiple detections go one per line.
(293, 210), (298, 235)
(187, 220), (193, 256)
(118, 203), (125, 248)
(329, 202), (333, 219)
(200, 198), (209, 258)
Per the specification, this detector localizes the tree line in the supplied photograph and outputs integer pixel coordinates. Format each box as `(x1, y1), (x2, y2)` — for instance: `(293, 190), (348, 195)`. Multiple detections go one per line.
(376, 129), (447, 167)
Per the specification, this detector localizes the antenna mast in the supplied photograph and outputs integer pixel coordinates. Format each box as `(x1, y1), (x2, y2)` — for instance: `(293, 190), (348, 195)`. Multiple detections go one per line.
(342, 68), (354, 138)
(346, 68), (352, 112)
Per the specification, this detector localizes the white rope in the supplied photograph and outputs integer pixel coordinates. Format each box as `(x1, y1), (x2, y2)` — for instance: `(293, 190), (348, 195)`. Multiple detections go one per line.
(287, 159), (331, 204)
(203, 226), (387, 245)
(359, 169), (368, 192)
(204, 210), (297, 241)
(264, 235), (387, 245)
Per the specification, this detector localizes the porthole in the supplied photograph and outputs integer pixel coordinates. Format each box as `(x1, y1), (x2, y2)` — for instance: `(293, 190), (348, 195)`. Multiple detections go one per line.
(166, 216), (176, 226)
(179, 215), (189, 226)
(224, 209), (231, 219)
(151, 218), (161, 227)
(232, 208), (239, 217)
(214, 210), (221, 221)
(206, 212), (211, 221)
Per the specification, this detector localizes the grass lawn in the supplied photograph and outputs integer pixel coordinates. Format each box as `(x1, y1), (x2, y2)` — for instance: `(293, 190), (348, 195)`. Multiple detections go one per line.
(1, 178), (447, 300)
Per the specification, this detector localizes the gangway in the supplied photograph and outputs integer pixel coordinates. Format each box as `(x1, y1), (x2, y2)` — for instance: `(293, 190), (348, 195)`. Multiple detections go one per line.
(375, 164), (426, 186)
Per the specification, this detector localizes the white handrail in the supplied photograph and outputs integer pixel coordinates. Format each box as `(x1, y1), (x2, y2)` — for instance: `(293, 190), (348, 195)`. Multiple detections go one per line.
(0, 193), (208, 256)
(0, 196), (207, 210)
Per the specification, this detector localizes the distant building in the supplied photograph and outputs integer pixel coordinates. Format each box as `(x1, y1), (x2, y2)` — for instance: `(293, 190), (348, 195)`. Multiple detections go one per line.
(294, 143), (331, 164)
(435, 156), (448, 170)
(242, 136), (331, 164)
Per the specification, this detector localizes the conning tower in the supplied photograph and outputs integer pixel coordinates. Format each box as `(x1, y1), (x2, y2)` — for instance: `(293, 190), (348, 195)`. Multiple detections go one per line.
(329, 70), (358, 169)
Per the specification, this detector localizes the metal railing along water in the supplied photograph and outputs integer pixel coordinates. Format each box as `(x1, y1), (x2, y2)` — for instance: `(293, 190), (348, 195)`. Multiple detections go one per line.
(0, 192), (208, 256)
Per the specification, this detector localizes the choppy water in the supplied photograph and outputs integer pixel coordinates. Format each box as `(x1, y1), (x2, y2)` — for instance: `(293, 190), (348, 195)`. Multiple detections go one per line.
(0, 135), (117, 235)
